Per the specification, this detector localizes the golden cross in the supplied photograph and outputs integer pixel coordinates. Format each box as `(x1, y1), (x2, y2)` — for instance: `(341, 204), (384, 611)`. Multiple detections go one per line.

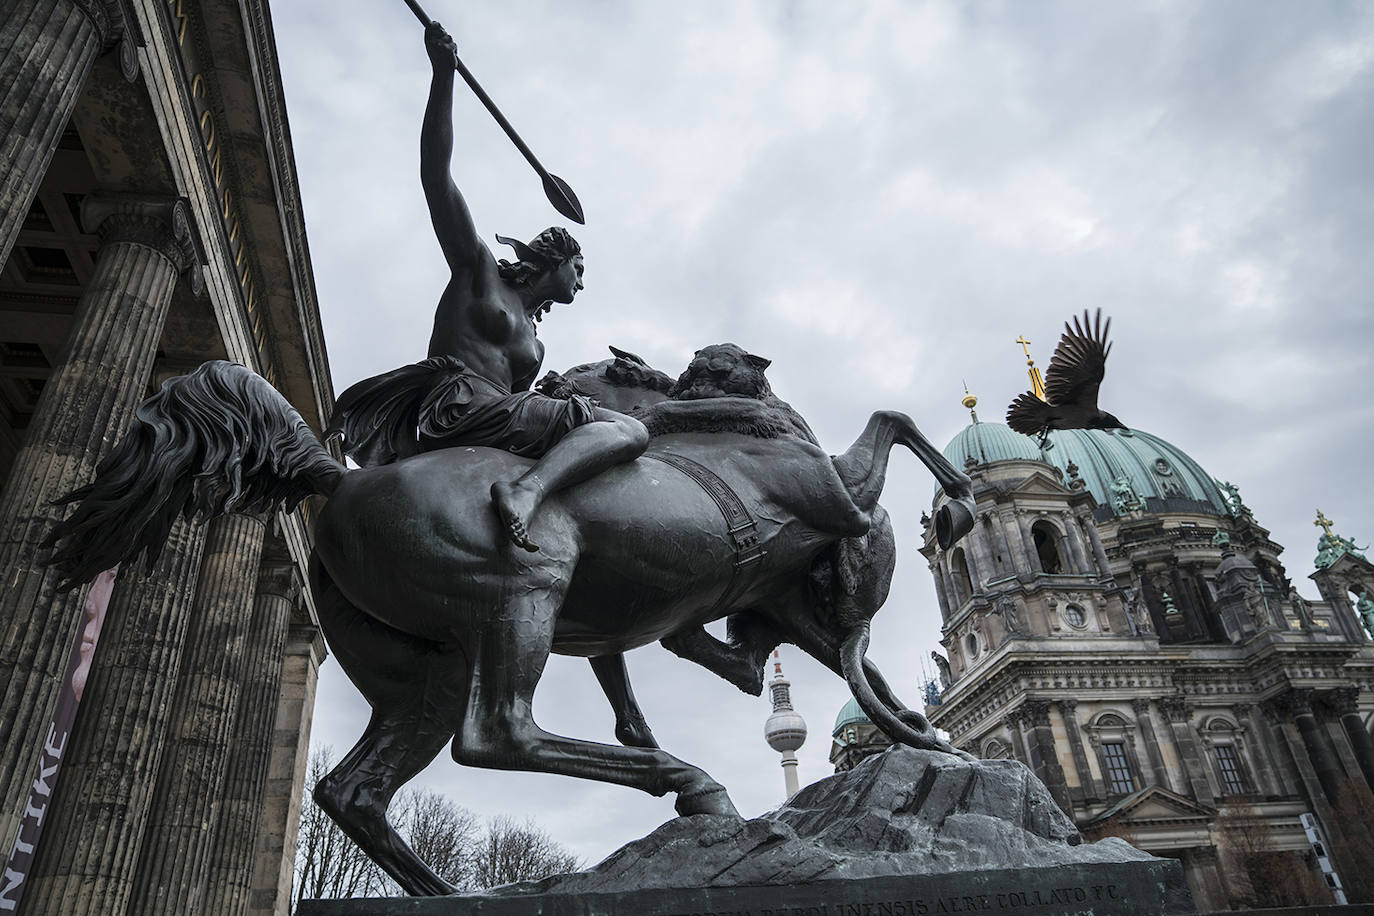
(1315, 510), (1335, 537)
(1015, 335), (1034, 364)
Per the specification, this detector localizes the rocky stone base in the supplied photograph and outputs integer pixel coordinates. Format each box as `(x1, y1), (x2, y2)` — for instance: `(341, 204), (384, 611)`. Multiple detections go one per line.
(299, 747), (1194, 915)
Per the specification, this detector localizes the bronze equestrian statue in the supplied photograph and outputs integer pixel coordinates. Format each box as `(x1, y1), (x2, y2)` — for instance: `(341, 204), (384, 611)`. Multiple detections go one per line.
(43, 21), (978, 899)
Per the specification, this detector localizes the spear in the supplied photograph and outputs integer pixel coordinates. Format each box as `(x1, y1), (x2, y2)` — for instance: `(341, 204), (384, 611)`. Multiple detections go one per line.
(402, 0), (586, 225)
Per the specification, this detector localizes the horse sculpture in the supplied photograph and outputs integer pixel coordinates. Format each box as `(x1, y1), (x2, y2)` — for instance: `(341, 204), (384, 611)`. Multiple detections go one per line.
(45, 344), (976, 896)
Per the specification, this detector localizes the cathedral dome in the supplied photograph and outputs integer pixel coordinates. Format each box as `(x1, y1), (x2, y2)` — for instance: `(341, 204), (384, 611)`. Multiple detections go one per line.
(832, 697), (871, 735)
(942, 420), (1233, 519)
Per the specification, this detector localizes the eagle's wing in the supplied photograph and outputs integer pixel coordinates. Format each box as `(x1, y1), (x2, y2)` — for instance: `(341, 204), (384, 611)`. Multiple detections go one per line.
(1043, 309), (1111, 410)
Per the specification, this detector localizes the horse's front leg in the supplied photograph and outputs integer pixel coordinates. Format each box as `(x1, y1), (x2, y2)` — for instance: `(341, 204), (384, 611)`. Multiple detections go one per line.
(454, 589), (738, 818)
(589, 654), (659, 748)
(660, 615), (781, 696)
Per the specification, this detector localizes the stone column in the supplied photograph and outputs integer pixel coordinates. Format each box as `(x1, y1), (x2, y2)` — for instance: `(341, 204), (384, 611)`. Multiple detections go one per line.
(127, 512), (268, 915)
(0, 0), (127, 267)
(1080, 514), (1113, 579)
(1276, 689), (1344, 802)
(1131, 698), (1174, 792)
(22, 518), (208, 916)
(203, 555), (299, 916)
(1004, 714), (1030, 765)
(249, 622), (325, 916)
(1158, 697), (1214, 804)
(929, 562), (951, 622)
(1022, 699), (1072, 814)
(1000, 509), (1034, 577)
(1234, 703), (1282, 797)
(1328, 686), (1374, 791)
(1056, 699), (1099, 802)
(0, 193), (200, 854)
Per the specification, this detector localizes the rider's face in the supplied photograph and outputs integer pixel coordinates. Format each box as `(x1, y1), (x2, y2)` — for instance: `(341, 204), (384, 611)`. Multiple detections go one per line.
(545, 256), (584, 304)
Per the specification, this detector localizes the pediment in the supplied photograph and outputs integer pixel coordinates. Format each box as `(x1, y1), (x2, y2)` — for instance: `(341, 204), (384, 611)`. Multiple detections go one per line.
(1009, 471), (1071, 498)
(1088, 786), (1215, 826)
(1315, 551), (1374, 580)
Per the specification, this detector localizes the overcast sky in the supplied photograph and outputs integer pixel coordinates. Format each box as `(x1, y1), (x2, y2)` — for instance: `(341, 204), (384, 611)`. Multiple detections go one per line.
(271, 1), (1374, 867)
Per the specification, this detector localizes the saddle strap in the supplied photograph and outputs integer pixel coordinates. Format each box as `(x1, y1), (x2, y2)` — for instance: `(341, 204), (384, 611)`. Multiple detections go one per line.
(642, 450), (766, 611)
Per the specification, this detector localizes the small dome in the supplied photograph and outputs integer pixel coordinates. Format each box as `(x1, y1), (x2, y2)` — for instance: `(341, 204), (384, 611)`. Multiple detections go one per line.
(941, 421), (1232, 518)
(765, 710), (807, 752)
(832, 697), (871, 735)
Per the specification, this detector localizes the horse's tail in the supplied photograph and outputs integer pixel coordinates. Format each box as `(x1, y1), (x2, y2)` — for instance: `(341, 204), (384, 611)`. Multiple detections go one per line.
(44, 360), (346, 589)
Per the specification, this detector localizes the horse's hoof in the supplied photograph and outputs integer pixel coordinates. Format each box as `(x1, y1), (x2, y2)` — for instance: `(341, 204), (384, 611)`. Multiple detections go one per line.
(675, 784), (739, 818)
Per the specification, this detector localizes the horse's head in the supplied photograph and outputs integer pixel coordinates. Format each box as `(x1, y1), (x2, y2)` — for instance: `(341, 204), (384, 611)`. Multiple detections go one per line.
(538, 347), (674, 414)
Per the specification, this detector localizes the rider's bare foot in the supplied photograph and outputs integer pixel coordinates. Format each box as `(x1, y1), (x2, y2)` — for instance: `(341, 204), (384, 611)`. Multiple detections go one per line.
(491, 479), (541, 552)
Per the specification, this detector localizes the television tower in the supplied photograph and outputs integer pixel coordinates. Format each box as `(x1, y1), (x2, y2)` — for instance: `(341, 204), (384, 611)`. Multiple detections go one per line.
(763, 649), (807, 799)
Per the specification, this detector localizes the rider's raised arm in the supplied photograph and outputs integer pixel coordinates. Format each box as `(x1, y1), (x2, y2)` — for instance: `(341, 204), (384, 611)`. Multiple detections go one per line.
(421, 24), (485, 275)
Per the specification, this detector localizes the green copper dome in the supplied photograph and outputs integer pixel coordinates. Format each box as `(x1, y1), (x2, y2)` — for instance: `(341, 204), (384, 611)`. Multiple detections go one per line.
(942, 420), (1233, 519)
(832, 697), (871, 735)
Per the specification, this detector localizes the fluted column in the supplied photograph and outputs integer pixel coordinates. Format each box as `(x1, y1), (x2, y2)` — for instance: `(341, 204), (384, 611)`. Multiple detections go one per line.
(1328, 687), (1374, 791)
(0, 193), (201, 854)
(1131, 698), (1174, 792)
(202, 556), (299, 916)
(249, 622), (324, 916)
(22, 518), (208, 916)
(127, 512), (268, 915)
(1022, 699), (1072, 814)
(1057, 699), (1099, 801)
(0, 0), (128, 266)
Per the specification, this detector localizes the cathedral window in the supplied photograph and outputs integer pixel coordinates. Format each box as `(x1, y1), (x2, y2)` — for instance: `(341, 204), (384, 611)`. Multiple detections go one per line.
(1213, 744), (1249, 796)
(965, 632), (980, 658)
(1063, 604), (1086, 628)
(1100, 741), (1136, 794)
(1032, 521), (1062, 574)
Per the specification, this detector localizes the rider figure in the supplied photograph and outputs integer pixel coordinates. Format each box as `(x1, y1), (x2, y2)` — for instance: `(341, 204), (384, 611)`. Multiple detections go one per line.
(329, 22), (647, 551)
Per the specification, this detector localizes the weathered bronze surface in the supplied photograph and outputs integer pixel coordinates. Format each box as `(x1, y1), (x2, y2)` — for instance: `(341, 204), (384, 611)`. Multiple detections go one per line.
(43, 18), (978, 898)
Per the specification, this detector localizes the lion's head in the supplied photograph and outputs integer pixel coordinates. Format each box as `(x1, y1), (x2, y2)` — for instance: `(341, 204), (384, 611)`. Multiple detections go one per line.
(671, 344), (774, 401)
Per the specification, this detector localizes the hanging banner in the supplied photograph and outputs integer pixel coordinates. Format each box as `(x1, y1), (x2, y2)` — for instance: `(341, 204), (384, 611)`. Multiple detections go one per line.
(0, 567), (118, 912)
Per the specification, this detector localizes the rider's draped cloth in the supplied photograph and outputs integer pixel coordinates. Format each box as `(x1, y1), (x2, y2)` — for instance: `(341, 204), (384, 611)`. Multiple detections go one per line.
(328, 356), (596, 467)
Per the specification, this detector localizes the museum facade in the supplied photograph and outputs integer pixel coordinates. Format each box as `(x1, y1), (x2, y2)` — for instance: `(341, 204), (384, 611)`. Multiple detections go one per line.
(0, 2), (333, 914)
(913, 393), (1374, 910)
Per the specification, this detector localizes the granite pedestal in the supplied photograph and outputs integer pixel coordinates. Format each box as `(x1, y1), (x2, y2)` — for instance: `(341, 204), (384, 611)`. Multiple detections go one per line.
(300, 747), (1194, 916)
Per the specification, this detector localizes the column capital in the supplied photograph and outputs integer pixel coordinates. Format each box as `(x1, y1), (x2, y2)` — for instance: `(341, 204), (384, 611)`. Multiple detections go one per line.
(81, 194), (205, 293)
(1022, 699), (1052, 727)
(1326, 685), (1361, 716)
(1130, 697), (1152, 715)
(1158, 696), (1193, 722)
(1055, 698), (1079, 715)
(1271, 688), (1315, 718)
(72, 0), (127, 49)
(255, 559), (302, 604)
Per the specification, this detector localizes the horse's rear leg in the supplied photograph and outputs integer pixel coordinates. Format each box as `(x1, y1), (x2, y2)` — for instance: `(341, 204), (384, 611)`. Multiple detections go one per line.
(310, 559), (465, 895)
(314, 704), (457, 895)
(833, 410), (975, 548)
(455, 596), (737, 818)
(589, 654), (659, 749)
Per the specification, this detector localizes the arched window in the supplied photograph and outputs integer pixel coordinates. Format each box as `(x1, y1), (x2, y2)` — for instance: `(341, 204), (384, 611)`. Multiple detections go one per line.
(1032, 521), (1063, 574)
(950, 548), (973, 605)
(981, 737), (1011, 760)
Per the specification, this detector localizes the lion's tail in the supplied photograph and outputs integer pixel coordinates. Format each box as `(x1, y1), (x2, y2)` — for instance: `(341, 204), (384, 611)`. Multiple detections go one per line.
(44, 360), (346, 589)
